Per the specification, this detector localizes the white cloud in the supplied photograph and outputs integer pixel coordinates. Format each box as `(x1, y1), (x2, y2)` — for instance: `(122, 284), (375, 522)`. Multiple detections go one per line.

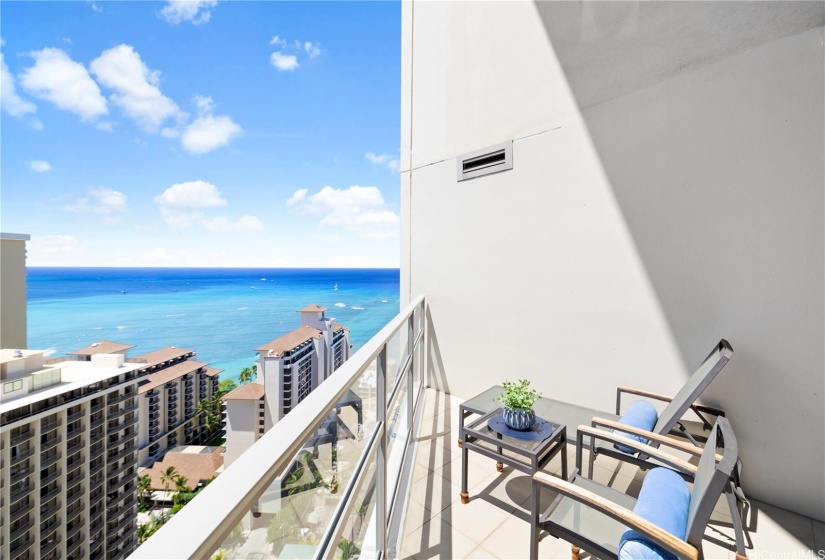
(90, 45), (183, 133)
(269, 35), (286, 47)
(304, 42), (321, 58)
(154, 180), (227, 209)
(154, 180), (260, 232)
(95, 121), (113, 132)
(1, 51), (37, 117)
(202, 215), (263, 232)
(65, 187), (128, 220)
(29, 160), (52, 172)
(30, 118), (44, 130)
(365, 151), (400, 173)
(28, 235), (79, 264)
(90, 3), (103, 12)
(286, 188), (308, 206)
(181, 113), (242, 154)
(19, 48), (107, 121)
(270, 52), (299, 71)
(192, 94), (215, 113)
(160, 0), (217, 25)
(288, 185), (400, 239)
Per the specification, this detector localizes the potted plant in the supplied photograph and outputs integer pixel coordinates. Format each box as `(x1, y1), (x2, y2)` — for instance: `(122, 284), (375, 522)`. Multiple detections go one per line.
(497, 379), (541, 430)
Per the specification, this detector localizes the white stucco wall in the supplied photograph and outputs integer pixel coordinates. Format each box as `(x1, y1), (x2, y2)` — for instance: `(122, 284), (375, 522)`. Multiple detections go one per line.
(401, 1), (824, 521)
(224, 399), (260, 468)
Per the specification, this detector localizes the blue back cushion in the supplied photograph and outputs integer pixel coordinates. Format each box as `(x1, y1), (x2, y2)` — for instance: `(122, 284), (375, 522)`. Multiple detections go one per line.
(613, 400), (658, 454)
(619, 468), (690, 560)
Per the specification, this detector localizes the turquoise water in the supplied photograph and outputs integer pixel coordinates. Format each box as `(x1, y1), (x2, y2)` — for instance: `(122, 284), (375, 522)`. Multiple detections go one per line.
(27, 268), (400, 382)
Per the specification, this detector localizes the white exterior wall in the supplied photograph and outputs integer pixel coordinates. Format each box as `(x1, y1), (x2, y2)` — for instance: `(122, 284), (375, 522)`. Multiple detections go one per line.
(401, 2), (824, 520)
(224, 399), (260, 467)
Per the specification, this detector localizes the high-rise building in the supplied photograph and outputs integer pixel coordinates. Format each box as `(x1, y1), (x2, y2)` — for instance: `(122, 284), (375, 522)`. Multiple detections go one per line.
(66, 342), (223, 466)
(223, 304), (350, 467)
(1, 348), (143, 560)
(0, 233), (30, 350)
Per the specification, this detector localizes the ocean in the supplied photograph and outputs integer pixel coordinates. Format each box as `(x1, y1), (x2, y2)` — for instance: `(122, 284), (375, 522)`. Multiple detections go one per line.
(27, 268), (400, 382)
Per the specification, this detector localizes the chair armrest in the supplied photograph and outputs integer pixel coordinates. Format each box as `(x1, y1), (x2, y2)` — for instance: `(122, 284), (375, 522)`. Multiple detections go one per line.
(616, 386), (673, 414)
(532, 472), (699, 560)
(590, 418), (723, 462)
(576, 425), (697, 476)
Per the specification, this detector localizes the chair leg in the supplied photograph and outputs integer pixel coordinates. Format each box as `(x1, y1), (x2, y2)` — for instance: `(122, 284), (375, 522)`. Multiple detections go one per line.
(571, 545), (581, 560)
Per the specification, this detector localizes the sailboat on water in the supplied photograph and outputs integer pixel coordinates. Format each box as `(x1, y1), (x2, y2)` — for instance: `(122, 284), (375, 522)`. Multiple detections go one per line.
(333, 283), (338, 291)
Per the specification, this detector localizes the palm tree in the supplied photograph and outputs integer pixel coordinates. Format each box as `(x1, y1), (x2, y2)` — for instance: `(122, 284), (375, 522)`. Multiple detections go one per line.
(174, 474), (189, 498)
(138, 474), (152, 508)
(238, 366), (255, 385)
(160, 466), (180, 507)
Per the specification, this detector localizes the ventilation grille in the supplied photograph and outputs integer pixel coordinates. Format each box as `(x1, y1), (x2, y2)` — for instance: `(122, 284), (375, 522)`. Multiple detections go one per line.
(457, 141), (513, 182)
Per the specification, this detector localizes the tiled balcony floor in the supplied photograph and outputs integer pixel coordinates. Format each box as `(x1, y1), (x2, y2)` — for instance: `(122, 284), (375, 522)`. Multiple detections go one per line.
(396, 389), (825, 559)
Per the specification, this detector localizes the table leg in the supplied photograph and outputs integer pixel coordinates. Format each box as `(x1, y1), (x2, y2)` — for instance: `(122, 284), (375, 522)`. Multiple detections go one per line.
(460, 442), (469, 504)
(562, 442), (568, 480)
(530, 479), (539, 560)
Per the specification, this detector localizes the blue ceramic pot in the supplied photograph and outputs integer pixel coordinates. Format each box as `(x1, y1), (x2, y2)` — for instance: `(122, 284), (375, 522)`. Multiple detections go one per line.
(502, 407), (536, 431)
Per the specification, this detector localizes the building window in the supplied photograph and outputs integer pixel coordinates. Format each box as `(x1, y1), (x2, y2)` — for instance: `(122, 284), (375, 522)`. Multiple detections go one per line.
(3, 379), (23, 393)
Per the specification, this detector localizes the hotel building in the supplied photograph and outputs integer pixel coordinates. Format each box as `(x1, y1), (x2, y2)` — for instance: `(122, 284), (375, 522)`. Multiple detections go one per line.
(66, 342), (222, 466)
(1, 349), (143, 560)
(223, 304), (350, 467)
(134, 348), (222, 466)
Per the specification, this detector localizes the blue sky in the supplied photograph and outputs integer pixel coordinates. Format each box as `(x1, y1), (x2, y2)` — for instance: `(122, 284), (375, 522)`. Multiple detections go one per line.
(1, 1), (401, 267)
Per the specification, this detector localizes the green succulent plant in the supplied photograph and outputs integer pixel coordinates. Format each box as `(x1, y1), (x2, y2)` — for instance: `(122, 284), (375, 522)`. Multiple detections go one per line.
(496, 379), (541, 410)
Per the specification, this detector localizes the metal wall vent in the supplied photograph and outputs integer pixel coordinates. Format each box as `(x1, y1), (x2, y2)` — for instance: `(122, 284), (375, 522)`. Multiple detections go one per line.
(457, 141), (513, 182)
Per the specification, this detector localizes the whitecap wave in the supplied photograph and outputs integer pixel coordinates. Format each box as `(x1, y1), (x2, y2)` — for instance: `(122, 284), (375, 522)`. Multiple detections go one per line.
(334, 303), (346, 308)
(165, 314), (186, 318)
(116, 325), (127, 330)
(351, 306), (364, 310)
(381, 300), (388, 303)
(238, 307), (248, 311)
(90, 327), (103, 330)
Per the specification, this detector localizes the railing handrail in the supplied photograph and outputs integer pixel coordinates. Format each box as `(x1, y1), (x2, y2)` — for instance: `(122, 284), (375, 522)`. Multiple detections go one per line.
(129, 295), (424, 560)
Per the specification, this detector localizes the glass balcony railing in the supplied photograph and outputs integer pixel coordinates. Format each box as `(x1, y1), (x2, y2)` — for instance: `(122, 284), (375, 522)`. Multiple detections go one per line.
(130, 295), (425, 560)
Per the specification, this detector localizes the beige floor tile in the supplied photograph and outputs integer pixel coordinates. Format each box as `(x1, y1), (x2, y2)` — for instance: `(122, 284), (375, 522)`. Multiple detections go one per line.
(479, 499), (574, 560)
(402, 497), (437, 537)
(747, 499), (817, 554)
(399, 516), (480, 560)
(465, 543), (502, 559)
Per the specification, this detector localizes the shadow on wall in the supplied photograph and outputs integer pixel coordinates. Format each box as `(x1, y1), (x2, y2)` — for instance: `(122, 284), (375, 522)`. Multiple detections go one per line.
(426, 304), (450, 395)
(532, 1), (825, 521)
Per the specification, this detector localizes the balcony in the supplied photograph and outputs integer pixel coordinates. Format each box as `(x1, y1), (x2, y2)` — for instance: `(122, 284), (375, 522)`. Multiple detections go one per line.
(9, 498), (33, 523)
(10, 446), (34, 465)
(67, 408), (84, 423)
(10, 464), (32, 485)
(40, 533), (61, 558)
(67, 438), (85, 457)
(131, 296), (425, 559)
(41, 418), (61, 433)
(10, 429), (32, 446)
(9, 535), (32, 560)
(107, 444), (136, 464)
(90, 414), (106, 429)
(91, 400), (106, 414)
(40, 467), (61, 487)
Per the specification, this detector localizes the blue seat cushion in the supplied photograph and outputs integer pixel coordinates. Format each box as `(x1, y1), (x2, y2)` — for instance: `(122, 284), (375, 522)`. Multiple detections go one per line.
(619, 467), (690, 560)
(613, 400), (658, 454)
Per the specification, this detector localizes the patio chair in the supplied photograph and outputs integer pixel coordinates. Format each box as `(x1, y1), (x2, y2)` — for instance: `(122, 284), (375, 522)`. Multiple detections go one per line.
(530, 417), (741, 560)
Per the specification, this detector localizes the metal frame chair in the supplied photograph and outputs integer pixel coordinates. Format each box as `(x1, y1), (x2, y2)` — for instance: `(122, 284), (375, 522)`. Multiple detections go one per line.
(530, 417), (740, 560)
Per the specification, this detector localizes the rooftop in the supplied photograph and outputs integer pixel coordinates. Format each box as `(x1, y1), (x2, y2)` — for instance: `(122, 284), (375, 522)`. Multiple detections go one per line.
(299, 304), (328, 313)
(69, 340), (135, 356)
(131, 346), (194, 368)
(138, 360), (207, 394)
(204, 367), (223, 378)
(222, 383), (265, 401)
(141, 445), (224, 490)
(256, 325), (324, 355)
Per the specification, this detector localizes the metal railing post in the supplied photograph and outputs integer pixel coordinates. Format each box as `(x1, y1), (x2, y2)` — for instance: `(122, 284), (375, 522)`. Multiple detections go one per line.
(376, 346), (388, 558)
(407, 315), (415, 432)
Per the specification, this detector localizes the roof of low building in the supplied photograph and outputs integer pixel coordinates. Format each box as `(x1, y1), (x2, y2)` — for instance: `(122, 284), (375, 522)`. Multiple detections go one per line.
(141, 446), (223, 489)
(69, 340), (135, 356)
(138, 360), (206, 394)
(222, 383), (265, 400)
(299, 303), (327, 313)
(203, 367), (222, 378)
(131, 346), (194, 368)
(332, 323), (349, 332)
(256, 325), (323, 354)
